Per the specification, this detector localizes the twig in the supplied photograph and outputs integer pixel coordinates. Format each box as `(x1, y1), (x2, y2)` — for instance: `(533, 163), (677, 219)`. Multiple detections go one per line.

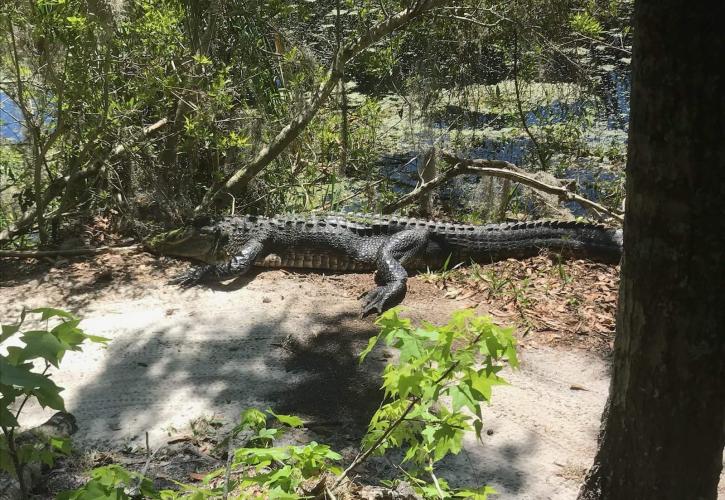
(196, 0), (453, 211)
(0, 244), (142, 259)
(314, 156), (418, 212)
(0, 117), (168, 243)
(380, 157), (464, 214)
(222, 430), (235, 500)
(429, 459), (445, 498)
(0, 425), (28, 499)
(331, 358), (462, 492)
(130, 433), (163, 498)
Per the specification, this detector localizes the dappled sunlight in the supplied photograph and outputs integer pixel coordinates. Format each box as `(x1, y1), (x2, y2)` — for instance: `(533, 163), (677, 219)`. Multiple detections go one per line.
(1, 254), (612, 497)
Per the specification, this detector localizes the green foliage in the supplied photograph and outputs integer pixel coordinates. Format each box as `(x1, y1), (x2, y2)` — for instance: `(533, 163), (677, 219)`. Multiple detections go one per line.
(61, 408), (341, 499)
(56, 465), (158, 500)
(359, 308), (516, 497)
(209, 408), (342, 497)
(0, 308), (107, 497)
(570, 11), (603, 38)
(1, 0), (630, 242)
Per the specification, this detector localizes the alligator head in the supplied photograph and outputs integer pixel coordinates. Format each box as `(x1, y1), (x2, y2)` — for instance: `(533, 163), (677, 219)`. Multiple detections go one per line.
(144, 216), (232, 264)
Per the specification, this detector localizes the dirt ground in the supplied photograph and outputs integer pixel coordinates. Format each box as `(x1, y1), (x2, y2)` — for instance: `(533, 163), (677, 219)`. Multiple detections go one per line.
(0, 252), (719, 498)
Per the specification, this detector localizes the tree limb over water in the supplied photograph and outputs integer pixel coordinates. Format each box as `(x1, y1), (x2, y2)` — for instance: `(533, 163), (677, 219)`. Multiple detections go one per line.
(381, 150), (624, 223)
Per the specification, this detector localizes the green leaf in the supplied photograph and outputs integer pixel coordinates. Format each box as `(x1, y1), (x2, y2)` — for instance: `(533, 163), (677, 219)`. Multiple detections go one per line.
(239, 408), (267, 430)
(455, 485), (497, 499)
(50, 436), (72, 455)
(0, 323), (21, 344)
(449, 384), (477, 413)
(505, 344), (519, 368)
(85, 334), (111, 344)
(359, 335), (379, 363)
(469, 370), (493, 402)
(0, 406), (18, 427)
(267, 486), (300, 499)
(0, 357), (60, 393)
(20, 330), (67, 367)
(473, 419), (484, 441)
(268, 409), (304, 428)
(29, 308), (77, 321)
(398, 372), (423, 399)
(34, 385), (66, 411)
(398, 334), (422, 364)
(4, 346), (25, 365)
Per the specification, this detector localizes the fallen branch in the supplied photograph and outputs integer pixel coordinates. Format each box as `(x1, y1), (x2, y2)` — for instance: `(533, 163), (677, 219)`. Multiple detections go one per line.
(381, 150), (623, 222)
(0, 244), (141, 259)
(196, 0), (452, 211)
(0, 117), (168, 244)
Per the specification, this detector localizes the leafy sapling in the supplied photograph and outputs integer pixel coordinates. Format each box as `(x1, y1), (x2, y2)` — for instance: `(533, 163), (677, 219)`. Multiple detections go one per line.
(1, 308), (108, 499)
(337, 308), (517, 498)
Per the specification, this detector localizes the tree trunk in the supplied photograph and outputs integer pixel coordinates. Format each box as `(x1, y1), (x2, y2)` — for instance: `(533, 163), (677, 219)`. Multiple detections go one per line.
(578, 2), (725, 499)
(418, 148), (437, 216)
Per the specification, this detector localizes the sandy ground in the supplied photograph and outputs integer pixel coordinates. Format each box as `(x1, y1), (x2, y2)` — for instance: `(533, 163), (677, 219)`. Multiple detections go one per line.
(0, 253), (720, 498)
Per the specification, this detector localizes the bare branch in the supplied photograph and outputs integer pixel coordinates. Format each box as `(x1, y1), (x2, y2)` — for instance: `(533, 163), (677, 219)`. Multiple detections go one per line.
(382, 150), (624, 222)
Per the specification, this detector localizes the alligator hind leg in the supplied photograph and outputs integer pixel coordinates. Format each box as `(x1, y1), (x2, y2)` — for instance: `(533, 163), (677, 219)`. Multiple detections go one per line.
(361, 229), (429, 317)
(170, 240), (265, 287)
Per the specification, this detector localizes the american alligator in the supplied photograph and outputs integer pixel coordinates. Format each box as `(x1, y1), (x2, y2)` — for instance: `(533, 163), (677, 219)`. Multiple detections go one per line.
(146, 214), (622, 316)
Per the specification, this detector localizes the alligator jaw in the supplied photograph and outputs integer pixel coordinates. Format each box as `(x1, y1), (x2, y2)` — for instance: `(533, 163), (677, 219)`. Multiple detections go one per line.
(144, 227), (224, 264)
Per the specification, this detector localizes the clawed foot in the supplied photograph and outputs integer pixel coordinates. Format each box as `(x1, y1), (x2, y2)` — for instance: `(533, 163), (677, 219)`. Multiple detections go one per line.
(360, 280), (406, 317)
(169, 267), (207, 288)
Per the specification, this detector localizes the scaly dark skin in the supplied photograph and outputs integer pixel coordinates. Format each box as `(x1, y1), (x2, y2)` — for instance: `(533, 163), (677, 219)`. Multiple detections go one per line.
(145, 214), (623, 316)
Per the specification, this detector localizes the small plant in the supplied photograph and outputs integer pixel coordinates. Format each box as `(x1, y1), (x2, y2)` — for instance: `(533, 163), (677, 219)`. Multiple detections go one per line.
(419, 254), (464, 284)
(344, 308), (517, 498)
(508, 278), (532, 309)
(56, 465), (159, 500)
(482, 268), (510, 298)
(203, 408), (342, 497)
(61, 409), (341, 499)
(0, 308), (108, 499)
(555, 255), (573, 285)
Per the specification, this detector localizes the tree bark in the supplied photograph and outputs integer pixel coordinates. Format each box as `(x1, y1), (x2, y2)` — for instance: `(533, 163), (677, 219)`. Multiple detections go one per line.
(578, 2), (725, 499)
(418, 148), (437, 216)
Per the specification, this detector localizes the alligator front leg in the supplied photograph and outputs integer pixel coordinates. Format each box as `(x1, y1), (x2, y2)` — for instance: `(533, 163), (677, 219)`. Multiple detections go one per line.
(170, 240), (265, 287)
(361, 229), (429, 317)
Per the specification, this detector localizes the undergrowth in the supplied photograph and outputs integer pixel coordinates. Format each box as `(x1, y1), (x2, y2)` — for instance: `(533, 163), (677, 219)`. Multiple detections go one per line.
(2, 308), (517, 499)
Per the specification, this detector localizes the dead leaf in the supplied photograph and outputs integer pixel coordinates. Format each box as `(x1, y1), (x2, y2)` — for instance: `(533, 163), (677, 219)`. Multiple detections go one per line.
(189, 472), (206, 481)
